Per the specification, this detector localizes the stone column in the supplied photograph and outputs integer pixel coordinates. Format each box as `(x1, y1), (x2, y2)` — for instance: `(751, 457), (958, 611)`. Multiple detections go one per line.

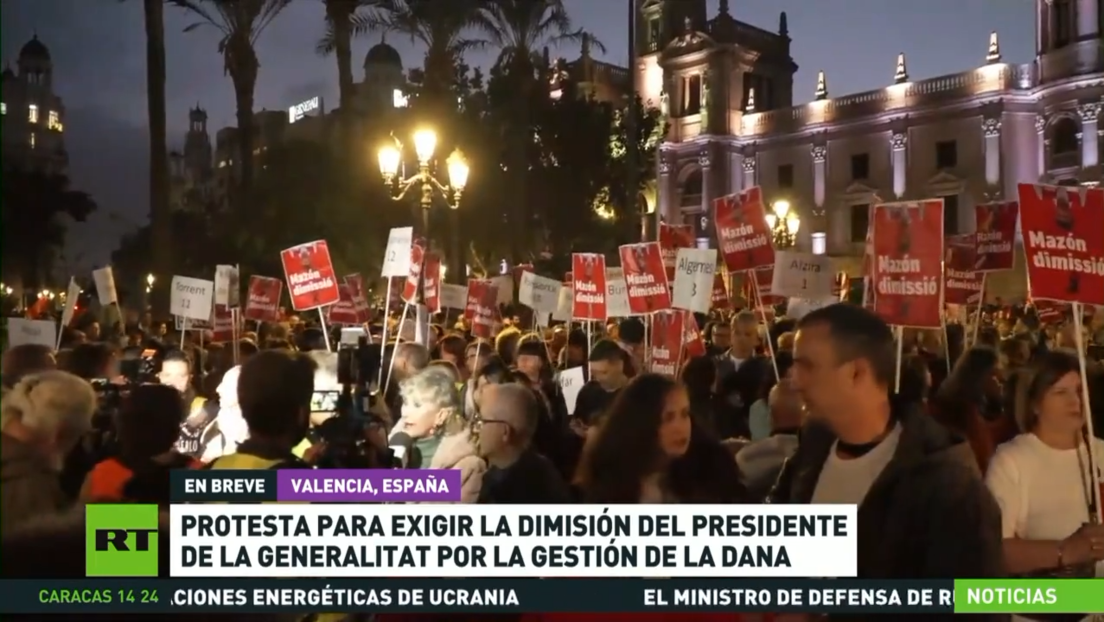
(1079, 102), (1100, 169)
(1035, 114), (1048, 178)
(657, 148), (675, 227)
(891, 132), (908, 198)
(698, 148), (713, 247)
(811, 145), (827, 252)
(982, 117), (1002, 188)
(728, 151), (744, 193)
(1079, 0), (1099, 37)
(742, 155), (756, 190)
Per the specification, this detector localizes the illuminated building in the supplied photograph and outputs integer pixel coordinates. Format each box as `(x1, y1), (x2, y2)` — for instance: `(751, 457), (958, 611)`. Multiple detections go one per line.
(1, 35), (68, 174)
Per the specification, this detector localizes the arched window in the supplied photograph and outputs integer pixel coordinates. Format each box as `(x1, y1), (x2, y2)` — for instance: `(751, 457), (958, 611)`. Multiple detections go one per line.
(1051, 117), (1080, 155)
(679, 168), (703, 207)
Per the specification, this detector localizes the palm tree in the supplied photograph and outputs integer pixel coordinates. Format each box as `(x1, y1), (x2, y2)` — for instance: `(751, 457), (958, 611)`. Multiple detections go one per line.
(374, 0), (489, 107)
(143, 0), (171, 313)
(317, 0), (382, 118)
(479, 0), (600, 260)
(170, 0), (291, 214)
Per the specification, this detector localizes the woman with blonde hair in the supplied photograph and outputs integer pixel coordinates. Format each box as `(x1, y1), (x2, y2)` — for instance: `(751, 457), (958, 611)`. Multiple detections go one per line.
(397, 367), (486, 503)
(986, 351), (1104, 596)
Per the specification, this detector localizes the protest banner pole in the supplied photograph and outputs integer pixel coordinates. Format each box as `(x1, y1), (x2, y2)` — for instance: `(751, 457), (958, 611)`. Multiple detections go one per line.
(749, 269), (779, 381)
(317, 307), (332, 352)
(179, 318), (187, 349)
(384, 302), (411, 392)
(1072, 302), (1103, 523)
(376, 278), (395, 388)
(971, 273), (987, 348)
(894, 326), (904, 393)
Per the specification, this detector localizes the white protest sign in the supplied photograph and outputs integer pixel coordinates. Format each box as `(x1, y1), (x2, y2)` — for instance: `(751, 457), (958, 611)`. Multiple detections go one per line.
(381, 227), (413, 278)
(491, 275), (513, 306)
(438, 284), (468, 310)
(215, 265), (241, 307)
(92, 267), (117, 305)
(60, 278), (80, 329)
(174, 315), (212, 331)
(558, 366), (586, 415)
(787, 297), (839, 320)
(605, 268), (632, 318)
(552, 286), (573, 322)
(8, 318), (57, 349)
(170, 276), (215, 322)
(771, 250), (833, 299)
(535, 311), (552, 328)
(519, 272), (562, 314)
(671, 248), (717, 315)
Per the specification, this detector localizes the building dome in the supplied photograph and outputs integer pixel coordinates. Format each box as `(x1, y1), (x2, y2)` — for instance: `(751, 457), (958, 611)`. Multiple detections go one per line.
(365, 42), (401, 68)
(19, 35), (51, 62)
(2, 65), (14, 81)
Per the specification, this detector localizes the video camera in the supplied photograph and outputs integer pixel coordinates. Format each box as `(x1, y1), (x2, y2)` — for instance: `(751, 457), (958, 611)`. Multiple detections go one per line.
(119, 348), (162, 384)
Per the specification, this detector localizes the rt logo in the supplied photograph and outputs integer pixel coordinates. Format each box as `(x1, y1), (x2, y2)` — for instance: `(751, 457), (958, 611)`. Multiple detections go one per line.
(85, 504), (160, 577)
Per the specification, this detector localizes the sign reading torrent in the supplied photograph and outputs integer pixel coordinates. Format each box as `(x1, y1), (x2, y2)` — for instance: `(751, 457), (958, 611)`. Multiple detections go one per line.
(169, 503), (857, 578)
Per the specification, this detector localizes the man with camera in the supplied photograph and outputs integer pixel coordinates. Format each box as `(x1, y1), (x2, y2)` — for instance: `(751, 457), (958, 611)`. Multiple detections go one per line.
(159, 350), (217, 458)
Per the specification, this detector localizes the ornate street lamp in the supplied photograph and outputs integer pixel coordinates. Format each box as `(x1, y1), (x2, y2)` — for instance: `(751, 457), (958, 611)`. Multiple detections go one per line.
(766, 199), (801, 249)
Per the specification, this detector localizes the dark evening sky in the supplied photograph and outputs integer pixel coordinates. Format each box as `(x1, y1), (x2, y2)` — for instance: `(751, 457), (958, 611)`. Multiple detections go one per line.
(1, 0), (1033, 272)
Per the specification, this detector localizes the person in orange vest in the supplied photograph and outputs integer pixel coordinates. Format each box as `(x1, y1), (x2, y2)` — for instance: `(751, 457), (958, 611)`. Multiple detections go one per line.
(81, 384), (200, 503)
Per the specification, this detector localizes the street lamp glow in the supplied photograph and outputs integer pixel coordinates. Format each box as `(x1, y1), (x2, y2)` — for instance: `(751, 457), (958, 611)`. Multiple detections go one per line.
(786, 213), (801, 234)
(765, 213), (777, 229)
(378, 144), (401, 179)
(412, 129), (437, 164)
(772, 199), (791, 220)
(146, 273), (155, 288)
(447, 149), (470, 192)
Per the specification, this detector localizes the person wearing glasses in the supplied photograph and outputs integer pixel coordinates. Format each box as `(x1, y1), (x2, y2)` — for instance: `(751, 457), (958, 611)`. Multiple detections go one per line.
(476, 383), (571, 504)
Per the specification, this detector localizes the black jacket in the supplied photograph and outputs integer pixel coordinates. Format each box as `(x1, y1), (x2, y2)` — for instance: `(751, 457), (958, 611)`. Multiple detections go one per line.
(477, 449), (572, 504)
(714, 354), (770, 439)
(769, 405), (1004, 584)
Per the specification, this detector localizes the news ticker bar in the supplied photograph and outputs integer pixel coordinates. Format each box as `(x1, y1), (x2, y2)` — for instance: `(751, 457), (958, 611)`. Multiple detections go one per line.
(170, 469), (462, 503)
(7, 579), (1104, 614)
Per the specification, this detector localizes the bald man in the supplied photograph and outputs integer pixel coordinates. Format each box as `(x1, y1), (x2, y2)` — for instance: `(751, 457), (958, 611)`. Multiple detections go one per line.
(476, 384), (572, 504)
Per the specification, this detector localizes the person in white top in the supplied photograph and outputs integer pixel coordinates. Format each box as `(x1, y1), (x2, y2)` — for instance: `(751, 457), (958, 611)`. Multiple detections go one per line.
(985, 350), (1104, 591)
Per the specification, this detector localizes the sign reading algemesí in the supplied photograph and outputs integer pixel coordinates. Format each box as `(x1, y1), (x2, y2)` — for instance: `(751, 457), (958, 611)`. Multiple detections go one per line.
(85, 504), (160, 577)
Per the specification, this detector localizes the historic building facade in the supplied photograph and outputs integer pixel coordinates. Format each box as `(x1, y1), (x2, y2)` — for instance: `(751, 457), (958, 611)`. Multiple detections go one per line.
(639, 0), (1103, 298)
(1, 36), (68, 174)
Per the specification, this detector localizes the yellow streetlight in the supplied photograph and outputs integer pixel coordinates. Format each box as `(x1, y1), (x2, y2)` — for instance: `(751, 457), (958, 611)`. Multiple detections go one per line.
(412, 128), (437, 164)
(766, 199), (800, 248)
(378, 142), (401, 182)
(147, 273), (155, 288)
(446, 149), (470, 194)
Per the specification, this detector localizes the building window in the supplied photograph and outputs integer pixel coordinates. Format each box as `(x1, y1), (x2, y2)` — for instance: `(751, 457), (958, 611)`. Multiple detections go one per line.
(29, 133), (36, 149)
(28, 104), (39, 123)
(942, 194), (960, 234)
(935, 140), (957, 169)
(647, 17), (661, 52)
(1051, 117), (1080, 155)
(680, 169), (703, 207)
(682, 74), (701, 115)
(1, 102), (6, 115)
(811, 232), (826, 255)
(47, 110), (62, 132)
(850, 153), (870, 181)
(1053, 0), (1073, 48)
(850, 204), (870, 243)
(777, 164), (794, 189)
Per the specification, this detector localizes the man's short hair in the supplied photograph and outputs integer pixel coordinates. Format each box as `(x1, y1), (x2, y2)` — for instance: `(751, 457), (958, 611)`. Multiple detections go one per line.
(733, 310), (757, 326)
(396, 342), (431, 371)
(162, 348), (192, 370)
(618, 318), (645, 345)
(237, 350), (317, 438)
(589, 339), (626, 364)
(797, 304), (896, 388)
(491, 383), (539, 442)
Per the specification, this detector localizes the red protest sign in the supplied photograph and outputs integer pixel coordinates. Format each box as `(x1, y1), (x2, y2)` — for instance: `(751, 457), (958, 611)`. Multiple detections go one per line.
(742, 265), (783, 308)
(423, 252), (442, 314)
(402, 242), (426, 304)
(872, 200), (944, 328)
(467, 279), (498, 339)
(280, 240), (340, 311)
(243, 276), (283, 322)
(659, 222), (694, 282)
(327, 284), (361, 325)
(944, 233), (984, 306)
(975, 200), (1018, 272)
(649, 309), (684, 377)
(714, 187), (774, 272)
(682, 309), (706, 359)
(711, 271), (730, 310)
(619, 242), (671, 314)
(211, 304), (236, 342)
(571, 253), (607, 321)
(343, 273), (371, 324)
(1018, 183), (1104, 306)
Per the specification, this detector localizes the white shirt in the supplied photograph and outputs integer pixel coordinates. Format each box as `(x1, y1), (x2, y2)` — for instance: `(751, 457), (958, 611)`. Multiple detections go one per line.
(811, 424), (902, 505)
(985, 433), (1104, 578)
